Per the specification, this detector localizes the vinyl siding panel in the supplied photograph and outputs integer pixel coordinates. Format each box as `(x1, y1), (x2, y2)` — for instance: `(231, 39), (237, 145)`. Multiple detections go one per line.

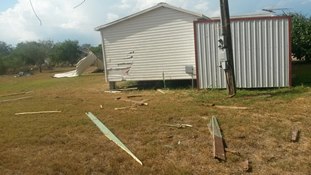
(195, 17), (291, 89)
(100, 7), (199, 81)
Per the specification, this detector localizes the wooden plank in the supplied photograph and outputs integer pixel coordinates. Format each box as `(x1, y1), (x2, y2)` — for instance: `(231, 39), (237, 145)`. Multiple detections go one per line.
(0, 91), (32, 98)
(164, 124), (192, 128)
(15, 111), (61, 115)
(214, 136), (226, 160)
(157, 89), (166, 94)
(208, 116), (226, 160)
(214, 105), (249, 110)
(119, 98), (148, 106)
(85, 112), (143, 165)
(0, 96), (32, 103)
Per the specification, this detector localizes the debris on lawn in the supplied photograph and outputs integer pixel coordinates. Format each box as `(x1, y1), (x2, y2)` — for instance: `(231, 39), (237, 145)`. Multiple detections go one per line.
(225, 148), (240, 156)
(157, 89), (166, 94)
(208, 116), (226, 161)
(15, 111), (61, 115)
(164, 123), (193, 128)
(164, 145), (174, 149)
(100, 105), (103, 109)
(206, 103), (249, 110)
(114, 106), (137, 111)
(0, 96), (33, 103)
(0, 91), (33, 98)
(117, 97), (149, 106)
(241, 159), (252, 172)
(291, 128), (300, 142)
(85, 112), (143, 165)
(104, 90), (121, 94)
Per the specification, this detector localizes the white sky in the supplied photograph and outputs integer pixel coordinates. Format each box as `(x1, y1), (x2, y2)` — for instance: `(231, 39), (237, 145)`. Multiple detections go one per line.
(0, 0), (310, 46)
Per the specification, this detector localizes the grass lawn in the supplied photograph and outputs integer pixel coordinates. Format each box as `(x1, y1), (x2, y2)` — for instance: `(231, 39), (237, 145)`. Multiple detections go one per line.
(0, 66), (310, 174)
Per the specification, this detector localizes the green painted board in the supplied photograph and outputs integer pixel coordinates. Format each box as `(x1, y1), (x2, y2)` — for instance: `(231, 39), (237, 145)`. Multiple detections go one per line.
(86, 112), (143, 165)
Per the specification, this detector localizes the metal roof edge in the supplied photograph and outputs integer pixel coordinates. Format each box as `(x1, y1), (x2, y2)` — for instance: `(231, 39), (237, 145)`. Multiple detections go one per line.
(95, 2), (208, 31)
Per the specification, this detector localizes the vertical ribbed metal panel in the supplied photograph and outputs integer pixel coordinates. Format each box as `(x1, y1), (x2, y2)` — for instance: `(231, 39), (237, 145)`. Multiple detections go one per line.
(195, 17), (291, 89)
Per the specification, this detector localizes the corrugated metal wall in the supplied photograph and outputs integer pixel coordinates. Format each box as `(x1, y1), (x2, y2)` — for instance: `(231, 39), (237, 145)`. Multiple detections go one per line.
(100, 7), (199, 82)
(194, 17), (291, 89)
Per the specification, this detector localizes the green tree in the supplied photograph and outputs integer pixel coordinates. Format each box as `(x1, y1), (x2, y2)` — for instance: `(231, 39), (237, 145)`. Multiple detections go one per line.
(0, 41), (13, 74)
(13, 41), (49, 72)
(291, 13), (311, 62)
(89, 44), (102, 59)
(50, 40), (82, 65)
(0, 41), (12, 57)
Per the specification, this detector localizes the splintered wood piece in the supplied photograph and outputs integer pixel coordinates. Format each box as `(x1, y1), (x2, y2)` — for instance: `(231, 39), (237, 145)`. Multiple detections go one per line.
(15, 111), (61, 115)
(291, 128), (300, 142)
(0, 91), (32, 98)
(164, 124), (193, 128)
(0, 96), (32, 103)
(119, 98), (149, 106)
(208, 116), (226, 160)
(214, 105), (249, 110)
(157, 89), (166, 94)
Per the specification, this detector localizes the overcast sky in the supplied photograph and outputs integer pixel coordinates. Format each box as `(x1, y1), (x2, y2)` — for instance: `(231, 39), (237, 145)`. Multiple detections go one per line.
(0, 0), (311, 46)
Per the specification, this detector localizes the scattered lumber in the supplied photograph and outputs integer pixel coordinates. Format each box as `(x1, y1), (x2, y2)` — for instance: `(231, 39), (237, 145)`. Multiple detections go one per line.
(114, 106), (136, 110)
(118, 98), (149, 106)
(85, 112), (143, 165)
(0, 96), (32, 103)
(0, 91), (33, 98)
(164, 123), (193, 128)
(214, 105), (249, 110)
(15, 111), (61, 115)
(157, 89), (166, 94)
(206, 103), (249, 110)
(104, 90), (121, 94)
(208, 116), (226, 160)
(291, 128), (300, 142)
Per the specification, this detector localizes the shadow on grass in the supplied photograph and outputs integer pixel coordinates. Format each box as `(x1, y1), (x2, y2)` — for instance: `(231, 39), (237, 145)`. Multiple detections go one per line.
(117, 79), (196, 90)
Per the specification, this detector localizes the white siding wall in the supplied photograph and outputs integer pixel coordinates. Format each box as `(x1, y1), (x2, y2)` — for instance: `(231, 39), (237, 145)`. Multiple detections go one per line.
(100, 7), (199, 81)
(195, 17), (291, 89)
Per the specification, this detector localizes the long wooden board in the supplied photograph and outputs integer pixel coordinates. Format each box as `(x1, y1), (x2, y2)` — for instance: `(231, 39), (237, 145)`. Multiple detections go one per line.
(85, 112), (143, 165)
(208, 116), (226, 160)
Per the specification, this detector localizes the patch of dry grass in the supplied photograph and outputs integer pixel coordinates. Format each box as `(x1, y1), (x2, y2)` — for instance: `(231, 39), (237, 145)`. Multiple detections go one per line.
(0, 69), (310, 174)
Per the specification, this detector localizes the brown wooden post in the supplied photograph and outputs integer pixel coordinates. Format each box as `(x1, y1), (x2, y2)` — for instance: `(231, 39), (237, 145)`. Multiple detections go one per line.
(219, 0), (236, 96)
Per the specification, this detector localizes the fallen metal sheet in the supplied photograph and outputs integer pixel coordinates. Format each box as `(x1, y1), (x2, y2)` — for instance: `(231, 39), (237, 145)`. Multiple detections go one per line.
(208, 116), (226, 160)
(15, 111), (61, 115)
(0, 96), (32, 103)
(85, 112), (143, 165)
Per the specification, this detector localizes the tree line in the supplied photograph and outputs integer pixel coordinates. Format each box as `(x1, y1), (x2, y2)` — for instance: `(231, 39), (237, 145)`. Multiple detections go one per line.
(0, 40), (102, 75)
